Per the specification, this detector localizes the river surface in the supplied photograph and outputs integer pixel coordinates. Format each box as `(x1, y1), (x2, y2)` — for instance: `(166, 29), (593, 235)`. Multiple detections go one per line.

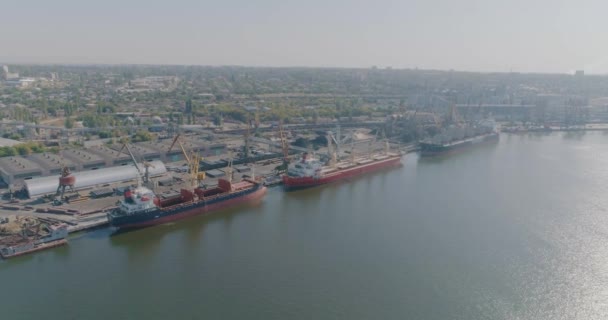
(2, 132), (608, 319)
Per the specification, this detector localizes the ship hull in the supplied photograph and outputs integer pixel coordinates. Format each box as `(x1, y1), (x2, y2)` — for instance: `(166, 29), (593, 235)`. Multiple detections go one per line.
(419, 132), (499, 157)
(282, 155), (402, 191)
(108, 184), (267, 229)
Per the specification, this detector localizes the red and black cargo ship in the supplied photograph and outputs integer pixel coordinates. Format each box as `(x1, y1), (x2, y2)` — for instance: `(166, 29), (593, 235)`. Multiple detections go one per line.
(107, 178), (267, 229)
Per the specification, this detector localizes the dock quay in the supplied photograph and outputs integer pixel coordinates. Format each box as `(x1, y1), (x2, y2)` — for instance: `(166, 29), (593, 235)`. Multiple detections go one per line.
(67, 213), (109, 233)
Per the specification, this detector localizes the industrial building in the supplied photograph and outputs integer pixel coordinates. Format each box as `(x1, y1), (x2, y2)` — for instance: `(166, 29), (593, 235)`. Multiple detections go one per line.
(85, 145), (133, 166)
(132, 137), (226, 162)
(0, 156), (43, 186)
(24, 160), (167, 198)
(28, 152), (77, 175)
(455, 104), (537, 121)
(0, 139), (227, 188)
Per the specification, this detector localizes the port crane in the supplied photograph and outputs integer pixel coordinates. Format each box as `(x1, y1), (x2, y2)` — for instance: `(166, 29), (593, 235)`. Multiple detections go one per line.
(168, 134), (204, 189)
(117, 142), (154, 188)
(246, 121), (310, 172)
(243, 115), (252, 161)
(328, 122), (379, 165)
(277, 121), (290, 173)
(55, 140), (75, 199)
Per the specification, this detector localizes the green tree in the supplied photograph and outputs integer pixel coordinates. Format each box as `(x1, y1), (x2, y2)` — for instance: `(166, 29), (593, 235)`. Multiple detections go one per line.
(0, 147), (16, 157)
(185, 98), (193, 114)
(131, 130), (152, 142)
(98, 131), (112, 139)
(64, 103), (75, 117)
(15, 144), (32, 156)
(65, 117), (74, 129)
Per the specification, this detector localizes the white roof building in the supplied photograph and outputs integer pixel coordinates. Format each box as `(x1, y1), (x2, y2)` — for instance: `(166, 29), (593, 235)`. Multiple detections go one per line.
(24, 160), (167, 198)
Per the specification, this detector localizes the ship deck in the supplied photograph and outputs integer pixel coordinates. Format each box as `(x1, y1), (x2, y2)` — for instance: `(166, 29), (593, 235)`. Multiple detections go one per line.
(320, 154), (401, 176)
(421, 132), (498, 147)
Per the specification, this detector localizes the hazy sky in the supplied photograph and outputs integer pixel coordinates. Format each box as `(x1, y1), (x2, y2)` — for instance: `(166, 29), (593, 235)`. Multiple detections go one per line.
(2, 0), (608, 73)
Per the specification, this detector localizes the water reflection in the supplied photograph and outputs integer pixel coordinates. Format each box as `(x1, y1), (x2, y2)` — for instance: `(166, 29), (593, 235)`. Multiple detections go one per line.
(0, 253), (35, 267)
(562, 130), (586, 140)
(108, 198), (267, 262)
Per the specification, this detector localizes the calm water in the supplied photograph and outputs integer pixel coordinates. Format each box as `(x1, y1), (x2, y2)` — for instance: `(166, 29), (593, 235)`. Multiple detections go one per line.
(2, 132), (608, 319)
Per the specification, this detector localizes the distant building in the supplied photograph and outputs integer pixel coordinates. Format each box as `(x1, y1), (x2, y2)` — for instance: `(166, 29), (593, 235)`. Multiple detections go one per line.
(575, 70), (584, 77)
(5, 78), (36, 88)
(129, 76), (178, 89)
(243, 106), (258, 112)
(455, 104), (536, 121)
(2, 65), (19, 80)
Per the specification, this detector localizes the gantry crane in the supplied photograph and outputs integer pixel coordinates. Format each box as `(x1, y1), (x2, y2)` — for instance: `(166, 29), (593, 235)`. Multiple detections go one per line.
(56, 140), (75, 199)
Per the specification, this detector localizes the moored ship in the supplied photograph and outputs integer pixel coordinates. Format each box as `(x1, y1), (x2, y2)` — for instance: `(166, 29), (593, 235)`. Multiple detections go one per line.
(282, 137), (402, 190)
(107, 138), (268, 230)
(0, 221), (68, 259)
(419, 119), (499, 157)
(108, 178), (266, 229)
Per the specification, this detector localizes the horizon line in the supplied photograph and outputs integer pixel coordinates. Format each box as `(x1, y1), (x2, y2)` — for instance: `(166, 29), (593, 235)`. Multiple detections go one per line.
(0, 60), (598, 76)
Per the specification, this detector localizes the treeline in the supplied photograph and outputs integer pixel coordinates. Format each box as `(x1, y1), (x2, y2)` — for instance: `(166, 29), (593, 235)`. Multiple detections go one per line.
(0, 142), (55, 157)
(193, 101), (375, 125)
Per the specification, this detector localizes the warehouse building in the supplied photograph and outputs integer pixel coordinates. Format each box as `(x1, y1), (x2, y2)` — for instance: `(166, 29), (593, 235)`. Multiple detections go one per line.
(62, 148), (106, 170)
(24, 160), (167, 198)
(0, 156), (43, 186)
(28, 152), (77, 175)
(85, 145), (132, 166)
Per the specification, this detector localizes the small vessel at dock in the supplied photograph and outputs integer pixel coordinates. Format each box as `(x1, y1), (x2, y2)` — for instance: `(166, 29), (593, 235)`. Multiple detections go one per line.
(0, 219), (68, 259)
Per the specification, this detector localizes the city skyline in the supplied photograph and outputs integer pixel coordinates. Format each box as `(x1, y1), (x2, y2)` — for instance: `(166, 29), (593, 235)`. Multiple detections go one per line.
(2, 0), (608, 74)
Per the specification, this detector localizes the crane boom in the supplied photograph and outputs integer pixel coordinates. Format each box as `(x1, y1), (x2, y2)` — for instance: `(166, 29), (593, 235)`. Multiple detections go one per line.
(278, 121), (289, 159)
(125, 144), (143, 176)
(168, 134), (191, 164)
(118, 143), (143, 176)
